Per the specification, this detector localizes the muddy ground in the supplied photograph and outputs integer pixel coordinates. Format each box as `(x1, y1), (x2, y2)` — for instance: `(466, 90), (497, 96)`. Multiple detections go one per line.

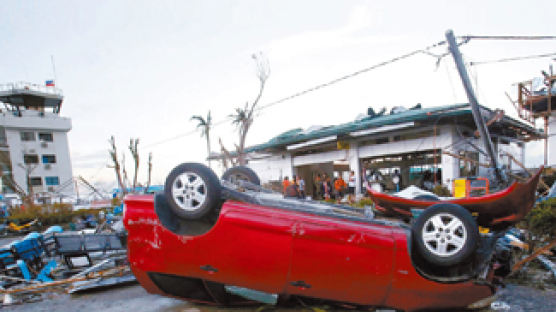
(3, 283), (556, 312)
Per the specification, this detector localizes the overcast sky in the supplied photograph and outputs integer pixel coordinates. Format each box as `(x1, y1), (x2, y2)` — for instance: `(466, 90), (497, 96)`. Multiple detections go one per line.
(1, 1), (554, 191)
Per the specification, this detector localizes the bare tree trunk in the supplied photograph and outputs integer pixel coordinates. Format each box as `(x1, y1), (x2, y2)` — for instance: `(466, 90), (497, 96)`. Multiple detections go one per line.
(145, 152), (153, 193)
(207, 134), (212, 168)
(219, 138), (236, 169)
(108, 136), (126, 196)
(236, 53), (269, 165)
(129, 138), (140, 191)
(122, 152), (130, 192)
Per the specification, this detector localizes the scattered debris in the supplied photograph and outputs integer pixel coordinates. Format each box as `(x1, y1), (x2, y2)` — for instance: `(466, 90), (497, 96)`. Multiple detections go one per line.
(491, 300), (511, 311)
(537, 255), (556, 280)
(225, 286), (278, 305)
(512, 238), (556, 273)
(0, 219), (134, 305)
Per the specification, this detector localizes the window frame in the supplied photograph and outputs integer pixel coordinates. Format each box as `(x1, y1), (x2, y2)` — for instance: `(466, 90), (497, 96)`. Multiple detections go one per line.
(23, 154), (39, 164)
(20, 131), (35, 142)
(29, 177), (42, 186)
(38, 132), (53, 142)
(42, 155), (57, 164)
(45, 176), (60, 186)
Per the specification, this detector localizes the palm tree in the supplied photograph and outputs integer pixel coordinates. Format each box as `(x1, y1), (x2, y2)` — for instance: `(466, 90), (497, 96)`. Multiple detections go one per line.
(191, 110), (213, 168)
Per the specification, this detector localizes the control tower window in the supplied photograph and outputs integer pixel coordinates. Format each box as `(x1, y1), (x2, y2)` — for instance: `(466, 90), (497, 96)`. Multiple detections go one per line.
(24, 154), (39, 164)
(42, 155), (56, 164)
(20, 131), (35, 141)
(45, 176), (59, 186)
(29, 177), (42, 186)
(38, 132), (53, 142)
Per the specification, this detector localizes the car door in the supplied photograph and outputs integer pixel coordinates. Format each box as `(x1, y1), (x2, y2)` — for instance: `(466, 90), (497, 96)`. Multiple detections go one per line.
(286, 213), (396, 305)
(196, 201), (295, 294)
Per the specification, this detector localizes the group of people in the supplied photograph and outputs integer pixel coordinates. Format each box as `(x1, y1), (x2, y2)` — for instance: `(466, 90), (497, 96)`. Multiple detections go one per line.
(282, 175), (306, 199)
(312, 171), (356, 203)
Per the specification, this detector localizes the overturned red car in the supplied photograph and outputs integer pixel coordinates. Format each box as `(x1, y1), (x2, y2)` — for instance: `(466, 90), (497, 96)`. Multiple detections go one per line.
(124, 163), (540, 311)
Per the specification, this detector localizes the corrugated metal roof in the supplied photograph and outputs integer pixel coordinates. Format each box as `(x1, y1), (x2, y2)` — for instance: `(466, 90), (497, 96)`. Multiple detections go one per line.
(219, 103), (541, 156)
(245, 104), (469, 153)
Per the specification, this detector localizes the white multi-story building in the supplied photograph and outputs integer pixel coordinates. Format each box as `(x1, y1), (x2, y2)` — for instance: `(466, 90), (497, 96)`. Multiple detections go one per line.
(0, 82), (74, 199)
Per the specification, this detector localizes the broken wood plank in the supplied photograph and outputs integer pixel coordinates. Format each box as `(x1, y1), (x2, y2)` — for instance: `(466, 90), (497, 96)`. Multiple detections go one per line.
(511, 238), (556, 273)
(442, 151), (491, 168)
(0, 265), (129, 295)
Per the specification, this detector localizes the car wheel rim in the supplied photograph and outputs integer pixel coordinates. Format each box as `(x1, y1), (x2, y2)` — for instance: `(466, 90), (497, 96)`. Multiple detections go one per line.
(171, 172), (207, 211)
(421, 213), (467, 257)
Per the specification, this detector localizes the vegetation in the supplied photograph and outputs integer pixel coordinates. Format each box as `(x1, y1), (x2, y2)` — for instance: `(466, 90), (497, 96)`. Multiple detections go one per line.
(219, 52), (270, 168)
(352, 197), (374, 208)
(6, 203), (103, 226)
(108, 136), (126, 195)
(129, 138), (140, 190)
(108, 136), (153, 195)
(522, 197), (556, 240)
(191, 111), (213, 168)
(432, 184), (451, 196)
(539, 167), (556, 194)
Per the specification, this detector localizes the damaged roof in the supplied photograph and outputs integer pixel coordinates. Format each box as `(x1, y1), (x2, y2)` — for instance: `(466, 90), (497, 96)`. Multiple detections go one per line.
(215, 103), (543, 158)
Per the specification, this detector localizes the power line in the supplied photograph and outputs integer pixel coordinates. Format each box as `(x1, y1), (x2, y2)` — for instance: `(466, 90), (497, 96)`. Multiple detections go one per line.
(460, 35), (556, 40)
(469, 52), (556, 66)
(257, 40), (449, 111)
(77, 35), (556, 152)
(142, 119), (229, 148)
(142, 40), (451, 148)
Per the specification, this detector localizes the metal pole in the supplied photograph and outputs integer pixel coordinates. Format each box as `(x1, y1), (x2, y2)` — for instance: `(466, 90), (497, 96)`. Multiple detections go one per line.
(445, 29), (502, 182)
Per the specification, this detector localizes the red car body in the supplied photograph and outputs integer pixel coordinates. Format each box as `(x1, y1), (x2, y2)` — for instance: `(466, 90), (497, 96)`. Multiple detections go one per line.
(124, 195), (495, 311)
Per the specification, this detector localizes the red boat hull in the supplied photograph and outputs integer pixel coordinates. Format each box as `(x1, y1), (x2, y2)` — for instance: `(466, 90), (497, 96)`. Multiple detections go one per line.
(367, 168), (542, 229)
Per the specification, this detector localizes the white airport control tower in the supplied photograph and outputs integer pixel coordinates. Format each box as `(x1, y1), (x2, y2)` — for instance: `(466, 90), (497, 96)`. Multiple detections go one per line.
(0, 82), (74, 200)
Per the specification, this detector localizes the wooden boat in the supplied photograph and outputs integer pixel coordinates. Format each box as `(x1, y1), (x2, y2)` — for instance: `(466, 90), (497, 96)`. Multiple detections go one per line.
(367, 167), (543, 230)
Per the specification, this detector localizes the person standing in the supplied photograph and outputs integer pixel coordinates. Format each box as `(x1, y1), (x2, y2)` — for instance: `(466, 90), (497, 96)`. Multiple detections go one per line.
(282, 176), (290, 194)
(323, 175), (331, 200)
(298, 177), (306, 199)
(334, 175), (347, 202)
(285, 179), (300, 198)
(348, 171), (356, 203)
(314, 173), (322, 199)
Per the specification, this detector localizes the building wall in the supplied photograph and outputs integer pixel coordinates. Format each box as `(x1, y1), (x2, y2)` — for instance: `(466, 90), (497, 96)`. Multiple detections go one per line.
(248, 154), (293, 183)
(1, 110), (74, 196)
(247, 124), (528, 193)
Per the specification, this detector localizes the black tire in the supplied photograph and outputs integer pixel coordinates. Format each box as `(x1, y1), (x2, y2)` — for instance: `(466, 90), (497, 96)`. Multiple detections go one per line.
(164, 163), (221, 220)
(413, 194), (440, 201)
(412, 203), (479, 267)
(221, 166), (261, 186)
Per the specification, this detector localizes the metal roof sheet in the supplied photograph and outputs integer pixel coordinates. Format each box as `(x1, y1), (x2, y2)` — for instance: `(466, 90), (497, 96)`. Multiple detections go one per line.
(216, 103), (541, 157)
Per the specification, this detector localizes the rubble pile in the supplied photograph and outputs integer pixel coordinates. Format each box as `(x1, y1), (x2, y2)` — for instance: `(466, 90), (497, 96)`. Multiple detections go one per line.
(0, 219), (134, 305)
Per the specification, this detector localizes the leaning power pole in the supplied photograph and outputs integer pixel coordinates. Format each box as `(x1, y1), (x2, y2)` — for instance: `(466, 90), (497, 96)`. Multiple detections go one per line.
(445, 29), (503, 184)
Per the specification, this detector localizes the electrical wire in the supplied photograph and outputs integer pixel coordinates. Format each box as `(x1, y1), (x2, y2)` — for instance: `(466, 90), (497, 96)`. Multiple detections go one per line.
(142, 119), (229, 148)
(469, 52), (556, 66)
(459, 35), (556, 40)
(257, 40), (448, 111)
(76, 35), (555, 154)
(141, 40), (451, 148)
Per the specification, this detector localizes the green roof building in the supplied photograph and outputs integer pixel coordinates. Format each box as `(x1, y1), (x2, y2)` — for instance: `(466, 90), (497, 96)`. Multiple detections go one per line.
(213, 103), (542, 196)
